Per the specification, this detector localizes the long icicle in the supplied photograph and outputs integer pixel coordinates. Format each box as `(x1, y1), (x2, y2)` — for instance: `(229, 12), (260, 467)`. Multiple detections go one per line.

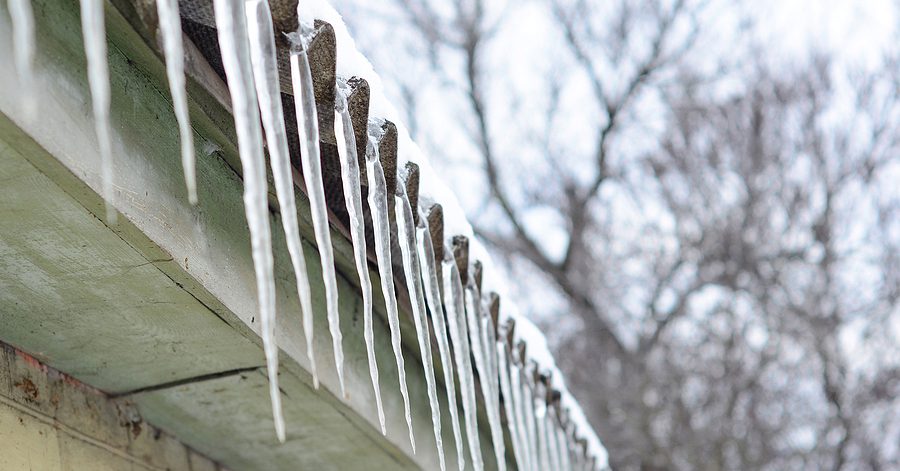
(8, 0), (35, 118)
(246, 0), (318, 389)
(212, 0), (283, 442)
(155, 0), (196, 204)
(511, 362), (535, 471)
(79, 0), (116, 224)
(570, 427), (582, 471)
(366, 124), (415, 453)
(480, 298), (506, 470)
(536, 397), (554, 471)
(289, 27), (345, 397)
(481, 316), (499, 401)
(396, 183), (446, 471)
(465, 287), (506, 471)
(522, 367), (541, 470)
(546, 412), (564, 471)
(497, 343), (527, 471)
(443, 258), (484, 471)
(334, 86), (384, 430)
(417, 219), (466, 471)
(556, 421), (572, 471)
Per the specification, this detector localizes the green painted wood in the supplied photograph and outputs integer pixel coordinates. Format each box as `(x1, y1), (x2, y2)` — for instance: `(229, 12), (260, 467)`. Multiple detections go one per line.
(134, 369), (416, 470)
(0, 138), (265, 394)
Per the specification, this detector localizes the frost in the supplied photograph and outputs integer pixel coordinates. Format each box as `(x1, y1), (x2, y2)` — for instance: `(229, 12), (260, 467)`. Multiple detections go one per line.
(465, 287), (505, 471)
(366, 124), (415, 452)
(79, 0), (116, 223)
(246, 0), (318, 391)
(212, 0), (283, 442)
(443, 259), (483, 471)
(8, 0), (35, 118)
(417, 219), (466, 470)
(396, 184), (445, 471)
(155, 0), (196, 204)
(334, 85), (384, 431)
(289, 27), (345, 397)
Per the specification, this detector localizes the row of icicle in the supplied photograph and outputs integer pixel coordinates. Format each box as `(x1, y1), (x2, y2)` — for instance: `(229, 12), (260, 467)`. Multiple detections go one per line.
(5, 0), (601, 469)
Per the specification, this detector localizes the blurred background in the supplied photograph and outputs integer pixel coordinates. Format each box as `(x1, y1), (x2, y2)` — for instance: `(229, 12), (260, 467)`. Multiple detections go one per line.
(330, 0), (899, 469)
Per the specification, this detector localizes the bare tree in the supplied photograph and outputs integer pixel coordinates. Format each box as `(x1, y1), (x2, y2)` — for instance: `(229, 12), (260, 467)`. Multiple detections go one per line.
(336, 0), (900, 468)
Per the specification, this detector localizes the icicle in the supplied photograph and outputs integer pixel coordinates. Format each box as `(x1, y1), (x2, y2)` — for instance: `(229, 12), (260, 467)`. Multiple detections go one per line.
(8, 0), (35, 119)
(480, 298), (507, 469)
(509, 362), (534, 471)
(212, 0), (283, 442)
(582, 443), (592, 471)
(79, 0), (116, 224)
(536, 400), (552, 471)
(289, 27), (345, 397)
(155, 0), (196, 204)
(333, 85), (384, 430)
(396, 184), (445, 471)
(549, 415), (566, 471)
(543, 406), (562, 471)
(556, 422), (572, 471)
(497, 343), (527, 471)
(443, 259), (484, 471)
(550, 420), (564, 471)
(480, 309), (499, 399)
(366, 123), (415, 453)
(246, 0), (318, 389)
(569, 426), (581, 471)
(417, 219), (466, 471)
(521, 369), (540, 470)
(465, 287), (505, 471)
(577, 451), (587, 471)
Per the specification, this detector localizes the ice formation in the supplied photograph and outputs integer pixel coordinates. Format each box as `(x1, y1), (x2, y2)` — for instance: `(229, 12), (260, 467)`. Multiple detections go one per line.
(155, 0), (196, 204)
(396, 182), (445, 470)
(79, 0), (116, 223)
(53, 0), (609, 464)
(443, 259), (483, 471)
(8, 0), (35, 118)
(417, 219), (466, 470)
(557, 421), (572, 470)
(511, 362), (536, 470)
(212, 0), (284, 442)
(366, 122), (415, 452)
(522, 367), (540, 470)
(293, 2), (608, 464)
(334, 84), (384, 430)
(246, 0), (319, 391)
(536, 398), (551, 471)
(465, 286), (505, 470)
(497, 342), (527, 470)
(289, 24), (345, 397)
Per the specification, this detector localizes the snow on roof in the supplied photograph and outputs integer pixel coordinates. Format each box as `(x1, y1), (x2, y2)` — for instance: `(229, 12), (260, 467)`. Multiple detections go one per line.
(298, 1), (609, 466)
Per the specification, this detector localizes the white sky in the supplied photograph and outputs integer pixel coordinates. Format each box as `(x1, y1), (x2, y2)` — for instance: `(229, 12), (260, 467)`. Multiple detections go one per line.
(756, 0), (897, 65)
